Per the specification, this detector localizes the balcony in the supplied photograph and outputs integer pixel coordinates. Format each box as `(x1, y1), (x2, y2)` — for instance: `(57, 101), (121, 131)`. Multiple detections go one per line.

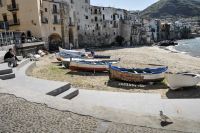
(8, 19), (20, 26)
(69, 22), (75, 26)
(41, 17), (48, 24)
(95, 26), (100, 30)
(7, 4), (19, 11)
(52, 9), (60, 14)
(53, 20), (61, 25)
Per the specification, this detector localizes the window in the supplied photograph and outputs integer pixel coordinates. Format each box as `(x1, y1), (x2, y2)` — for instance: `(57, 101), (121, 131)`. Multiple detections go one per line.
(45, 8), (47, 12)
(53, 15), (58, 24)
(85, 16), (88, 19)
(11, 0), (16, 7)
(2, 14), (7, 22)
(96, 23), (99, 30)
(85, 0), (88, 3)
(0, 0), (3, 7)
(71, 0), (74, 4)
(113, 15), (116, 20)
(103, 14), (105, 20)
(95, 17), (98, 22)
(40, 0), (42, 7)
(53, 4), (57, 13)
(94, 9), (97, 14)
(69, 17), (72, 24)
(12, 13), (18, 23)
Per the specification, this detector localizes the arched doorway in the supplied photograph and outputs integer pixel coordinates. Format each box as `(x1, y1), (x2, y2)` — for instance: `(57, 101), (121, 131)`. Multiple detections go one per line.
(48, 33), (62, 52)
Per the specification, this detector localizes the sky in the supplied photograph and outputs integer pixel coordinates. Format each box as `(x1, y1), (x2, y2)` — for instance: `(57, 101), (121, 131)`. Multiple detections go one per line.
(90, 0), (158, 11)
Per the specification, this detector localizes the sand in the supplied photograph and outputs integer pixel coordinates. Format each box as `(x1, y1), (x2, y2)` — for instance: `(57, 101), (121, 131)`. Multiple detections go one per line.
(29, 46), (200, 99)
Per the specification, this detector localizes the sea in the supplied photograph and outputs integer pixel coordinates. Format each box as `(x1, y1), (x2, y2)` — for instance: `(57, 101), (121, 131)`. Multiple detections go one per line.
(167, 37), (200, 57)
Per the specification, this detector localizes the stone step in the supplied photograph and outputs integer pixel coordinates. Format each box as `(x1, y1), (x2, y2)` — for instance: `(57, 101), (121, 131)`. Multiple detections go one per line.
(16, 59), (30, 70)
(46, 83), (71, 96)
(16, 56), (23, 61)
(0, 73), (15, 80)
(57, 88), (79, 100)
(0, 67), (13, 75)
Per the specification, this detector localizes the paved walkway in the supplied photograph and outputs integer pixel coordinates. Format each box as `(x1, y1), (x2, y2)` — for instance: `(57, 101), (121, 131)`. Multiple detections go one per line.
(0, 51), (6, 63)
(0, 94), (184, 133)
(0, 61), (200, 133)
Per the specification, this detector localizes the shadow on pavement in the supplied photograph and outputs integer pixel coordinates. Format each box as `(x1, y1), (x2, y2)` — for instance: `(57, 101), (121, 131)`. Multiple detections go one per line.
(166, 86), (200, 99)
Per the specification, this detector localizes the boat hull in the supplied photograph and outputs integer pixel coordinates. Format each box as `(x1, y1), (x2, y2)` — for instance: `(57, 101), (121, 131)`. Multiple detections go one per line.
(69, 61), (108, 72)
(165, 73), (200, 90)
(109, 67), (165, 83)
(62, 58), (119, 69)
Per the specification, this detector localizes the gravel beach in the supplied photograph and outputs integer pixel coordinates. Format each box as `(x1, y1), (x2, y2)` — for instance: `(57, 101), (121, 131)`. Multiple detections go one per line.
(0, 93), (185, 133)
(29, 46), (200, 98)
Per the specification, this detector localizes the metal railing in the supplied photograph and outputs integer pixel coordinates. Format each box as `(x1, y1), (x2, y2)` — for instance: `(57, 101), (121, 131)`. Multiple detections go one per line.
(8, 19), (20, 26)
(7, 4), (19, 11)
(52, 9), (60, 14)
(53, 20), (61, 24)
(69, 22), (75, 26)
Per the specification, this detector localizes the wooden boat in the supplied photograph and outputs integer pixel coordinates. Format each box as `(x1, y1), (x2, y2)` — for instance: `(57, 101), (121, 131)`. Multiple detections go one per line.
(62, 58), (119, 68)
(165, 73), (200, 90)
(69, 60), (118, 72)
(109, 65), (168, 83)
(61, 58), (98, 68)
(58, 47), (86, 58)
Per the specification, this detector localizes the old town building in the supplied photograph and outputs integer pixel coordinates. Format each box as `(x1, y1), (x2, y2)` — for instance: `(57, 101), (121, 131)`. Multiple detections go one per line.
(0, 0), (143, 50)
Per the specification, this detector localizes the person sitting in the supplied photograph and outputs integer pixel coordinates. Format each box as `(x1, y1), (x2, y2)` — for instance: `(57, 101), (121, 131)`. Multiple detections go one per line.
(91, 51), (95, 57)
(4, 48), (20, 67)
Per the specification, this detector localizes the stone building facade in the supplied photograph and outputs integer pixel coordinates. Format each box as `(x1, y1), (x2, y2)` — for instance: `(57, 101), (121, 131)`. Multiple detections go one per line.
(77, 5), (142, 47)
(0, 0), (73, 51)
(0, 0), (142, 49)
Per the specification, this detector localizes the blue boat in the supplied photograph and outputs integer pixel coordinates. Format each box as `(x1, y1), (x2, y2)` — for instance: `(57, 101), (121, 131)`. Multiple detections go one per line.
(109, 65), (168, 83)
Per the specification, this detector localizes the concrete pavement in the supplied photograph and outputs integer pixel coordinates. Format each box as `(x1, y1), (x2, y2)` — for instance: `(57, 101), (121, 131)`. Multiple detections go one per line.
(0, 93), (184, 133)
(0, 60), (200, 132)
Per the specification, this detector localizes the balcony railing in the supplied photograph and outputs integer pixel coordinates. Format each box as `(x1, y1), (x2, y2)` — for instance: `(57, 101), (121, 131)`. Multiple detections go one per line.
(8, 19), (20, 26)
(53, 20), (61, 24)
(7, 4), (19, 11)
(52, 9), (60, 14)
(69, 22), (75, 26)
